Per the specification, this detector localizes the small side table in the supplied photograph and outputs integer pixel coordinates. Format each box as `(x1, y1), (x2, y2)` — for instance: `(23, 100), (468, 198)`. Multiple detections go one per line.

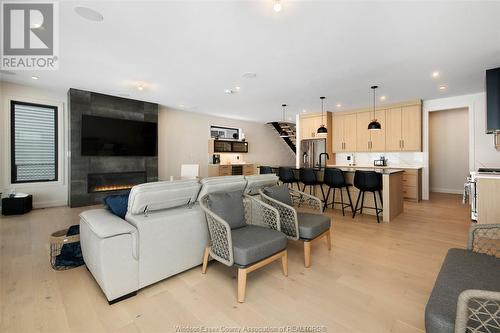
(2, 195), (33, 215)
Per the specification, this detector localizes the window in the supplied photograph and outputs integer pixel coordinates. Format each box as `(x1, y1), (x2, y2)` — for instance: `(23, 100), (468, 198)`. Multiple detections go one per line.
(11, 101), (58, 183)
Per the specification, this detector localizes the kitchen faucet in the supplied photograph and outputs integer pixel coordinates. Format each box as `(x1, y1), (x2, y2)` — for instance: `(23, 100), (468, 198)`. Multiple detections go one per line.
(319, 152), (329, 170)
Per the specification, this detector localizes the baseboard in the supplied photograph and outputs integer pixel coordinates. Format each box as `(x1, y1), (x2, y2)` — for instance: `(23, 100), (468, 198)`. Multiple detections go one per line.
(430, 188), (463, 195)
(33, 200), (68, 209)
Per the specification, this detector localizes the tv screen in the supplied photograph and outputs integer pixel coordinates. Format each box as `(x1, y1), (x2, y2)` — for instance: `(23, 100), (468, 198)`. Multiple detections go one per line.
(81, 115), (157, 156)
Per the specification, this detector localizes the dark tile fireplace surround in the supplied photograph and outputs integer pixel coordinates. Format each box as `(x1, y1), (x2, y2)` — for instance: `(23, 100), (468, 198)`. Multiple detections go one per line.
(69, 89), (158, 207)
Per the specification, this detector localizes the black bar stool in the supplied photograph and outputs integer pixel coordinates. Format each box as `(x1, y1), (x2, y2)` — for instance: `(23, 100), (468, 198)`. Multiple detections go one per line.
(323, 168), (353, 215)
(299, 168), (325, 201)
(352, 171), (383, 223)
(278, 167), (299, 189)
(259, 166), (274, 174)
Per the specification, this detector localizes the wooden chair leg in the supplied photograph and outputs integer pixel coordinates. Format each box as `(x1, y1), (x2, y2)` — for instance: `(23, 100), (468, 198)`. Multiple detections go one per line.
(237, 268), (247, 303)
(281, 250), (288, 276)
(326, 229), (332, 251)
(201, 247), (210, 274)
(304, 241), (311, 268)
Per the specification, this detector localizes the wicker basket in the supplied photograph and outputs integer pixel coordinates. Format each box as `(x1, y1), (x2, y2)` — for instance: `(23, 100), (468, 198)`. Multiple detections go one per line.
(50, 229), (80, 270)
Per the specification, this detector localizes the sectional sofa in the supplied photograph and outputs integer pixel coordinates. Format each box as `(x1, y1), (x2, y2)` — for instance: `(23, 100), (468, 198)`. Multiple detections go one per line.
(79, 174), (279, 303)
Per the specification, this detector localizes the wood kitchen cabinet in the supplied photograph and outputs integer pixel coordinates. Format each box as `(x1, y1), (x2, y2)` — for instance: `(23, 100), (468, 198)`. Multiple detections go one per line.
(356, 110), (386, 152)
(402, 168), (422, 202)
(386, 105), (421, 152)
(300, 115), (324, 140)
(208, 164), (255, 177)
(332, 113), (356, 152)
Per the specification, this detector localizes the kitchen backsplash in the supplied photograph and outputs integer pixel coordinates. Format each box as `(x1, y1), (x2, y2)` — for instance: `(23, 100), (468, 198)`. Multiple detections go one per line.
(336, 152), (424, 167)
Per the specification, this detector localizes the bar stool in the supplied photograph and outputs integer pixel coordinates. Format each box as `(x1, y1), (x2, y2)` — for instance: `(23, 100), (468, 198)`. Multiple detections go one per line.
(259, 166), (274, 174)
(278, 167), (299, 189)
(299, 168), (325, 201)
(323, 168), (354, 215)
(352, 171), (383, 223)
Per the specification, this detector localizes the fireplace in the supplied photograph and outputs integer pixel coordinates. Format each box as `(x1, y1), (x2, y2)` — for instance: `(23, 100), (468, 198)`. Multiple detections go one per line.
(87, 172), (146, 193)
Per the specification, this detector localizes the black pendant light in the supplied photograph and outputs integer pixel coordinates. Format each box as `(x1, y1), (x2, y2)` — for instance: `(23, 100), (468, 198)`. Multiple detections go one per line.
(279, 104), (289, 137)
(368, 85), (382, 130)
(317, 96), (328, 134)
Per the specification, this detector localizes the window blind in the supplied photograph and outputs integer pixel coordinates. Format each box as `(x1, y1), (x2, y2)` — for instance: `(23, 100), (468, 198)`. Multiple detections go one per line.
(11, 102), (57, 183)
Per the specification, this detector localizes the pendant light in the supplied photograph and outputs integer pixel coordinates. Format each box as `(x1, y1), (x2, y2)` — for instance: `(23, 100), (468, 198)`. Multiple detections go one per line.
(317, 96), (328, 134)
(279, 104), (289, 138)
(368, 85), (382, 130)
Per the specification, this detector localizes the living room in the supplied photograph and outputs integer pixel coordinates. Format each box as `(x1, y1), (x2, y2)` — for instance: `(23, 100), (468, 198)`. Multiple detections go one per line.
(0, 1), (499, 333)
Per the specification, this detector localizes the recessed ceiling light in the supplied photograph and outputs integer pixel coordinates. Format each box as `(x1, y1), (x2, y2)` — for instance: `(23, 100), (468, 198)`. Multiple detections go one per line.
(74, 6), (104, 22)
(302, 109), (307, 113)
(432, 71), (440, 78)
(273, 0), (282, 12)
(137, 85), (144, 91)
(380, 95), (386, 101)
(242, 72), (256, 79)
(336, 103), (342, 108)
(439, 85), (447, 91)
(31, 75), (39, 80)
(235, 86), (241, 91)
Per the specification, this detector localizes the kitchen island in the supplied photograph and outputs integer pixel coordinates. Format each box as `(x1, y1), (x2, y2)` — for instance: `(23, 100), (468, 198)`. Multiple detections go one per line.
(324, 166), (404, 222)
(259, 165), (405, 222)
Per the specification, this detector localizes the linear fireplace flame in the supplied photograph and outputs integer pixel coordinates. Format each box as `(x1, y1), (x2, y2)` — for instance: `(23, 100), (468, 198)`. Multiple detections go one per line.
(88, 172), (146, 193)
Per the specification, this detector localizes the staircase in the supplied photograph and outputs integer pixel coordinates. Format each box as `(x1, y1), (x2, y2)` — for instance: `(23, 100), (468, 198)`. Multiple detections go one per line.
(268, 121), (297, 154)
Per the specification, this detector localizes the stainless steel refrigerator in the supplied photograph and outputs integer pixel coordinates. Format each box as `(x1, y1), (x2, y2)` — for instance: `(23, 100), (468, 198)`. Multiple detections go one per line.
(300, 138), (326, 168)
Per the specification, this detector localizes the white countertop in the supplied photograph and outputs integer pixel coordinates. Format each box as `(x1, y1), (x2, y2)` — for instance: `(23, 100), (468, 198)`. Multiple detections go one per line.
(328, 164), (423, 170)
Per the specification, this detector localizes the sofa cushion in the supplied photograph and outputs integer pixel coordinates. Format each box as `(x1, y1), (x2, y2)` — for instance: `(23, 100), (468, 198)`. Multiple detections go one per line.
(263, 184), (293, 206)
(128, 180), (200, 215)
(231, 225), (287, 266)
(104, 193), (130, 219)
(425, 248), (500, 333)
(297, 212), (331, 240)
(244, 174), (279, 195)
(207, 190), (246, 229)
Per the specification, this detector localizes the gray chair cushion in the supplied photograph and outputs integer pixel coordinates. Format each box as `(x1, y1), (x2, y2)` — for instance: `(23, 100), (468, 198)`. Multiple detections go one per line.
(231, 225), (287, 266)
(207, 190), (246, 229)
(263, 184), (293, 206)
(425, 248), (500, 333)
(297, 212), (331, 240)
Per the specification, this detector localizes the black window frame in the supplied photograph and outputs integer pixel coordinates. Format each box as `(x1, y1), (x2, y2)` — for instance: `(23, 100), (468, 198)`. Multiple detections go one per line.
(10, 100), (59, 184)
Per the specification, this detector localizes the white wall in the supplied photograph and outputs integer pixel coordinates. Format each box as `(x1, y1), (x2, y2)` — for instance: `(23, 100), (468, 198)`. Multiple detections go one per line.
(0, 81), (68, 208)
(158, 107), (295, 179)
(423, 92), (500, 199)
(429, 108), (469, 194)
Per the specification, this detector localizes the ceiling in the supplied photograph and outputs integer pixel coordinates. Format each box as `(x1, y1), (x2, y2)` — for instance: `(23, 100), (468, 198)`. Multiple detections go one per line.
(2, 0), (500, 122)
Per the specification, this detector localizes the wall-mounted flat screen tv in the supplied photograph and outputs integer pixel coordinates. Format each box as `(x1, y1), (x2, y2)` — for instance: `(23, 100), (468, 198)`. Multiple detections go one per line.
(81, 115), (157, 156)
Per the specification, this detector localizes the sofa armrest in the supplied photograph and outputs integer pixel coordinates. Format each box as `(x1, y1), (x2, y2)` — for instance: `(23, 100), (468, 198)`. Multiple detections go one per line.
(79, 209), (139, 302)
(80, 209), (137, 239)
(467, 223), (500, 258)
(455, 289), (500, 333)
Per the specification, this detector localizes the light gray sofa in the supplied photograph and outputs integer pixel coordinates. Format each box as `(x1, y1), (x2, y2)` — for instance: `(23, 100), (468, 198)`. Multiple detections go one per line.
(79, 174), (280, 304)
(425, 223), (500, 333)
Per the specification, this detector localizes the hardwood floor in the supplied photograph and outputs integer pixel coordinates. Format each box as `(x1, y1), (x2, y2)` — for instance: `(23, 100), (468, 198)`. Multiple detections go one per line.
(0, 193), (471, 333)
